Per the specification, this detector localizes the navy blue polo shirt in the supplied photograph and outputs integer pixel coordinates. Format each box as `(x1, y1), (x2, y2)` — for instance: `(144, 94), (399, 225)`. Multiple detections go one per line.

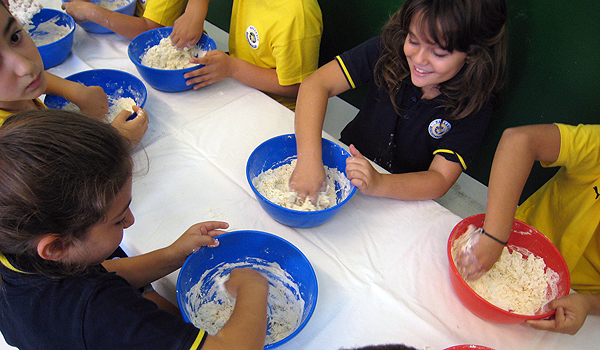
(336, 36), (492, 174)
(0, 254), (207, 350)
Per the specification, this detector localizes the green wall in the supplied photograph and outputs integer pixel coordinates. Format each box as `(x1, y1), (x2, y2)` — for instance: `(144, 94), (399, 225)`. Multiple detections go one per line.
(206, 0), (600, 202)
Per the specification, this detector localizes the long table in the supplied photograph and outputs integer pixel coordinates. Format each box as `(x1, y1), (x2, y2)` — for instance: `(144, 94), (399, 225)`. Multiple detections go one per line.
(8, 2), (600, 349)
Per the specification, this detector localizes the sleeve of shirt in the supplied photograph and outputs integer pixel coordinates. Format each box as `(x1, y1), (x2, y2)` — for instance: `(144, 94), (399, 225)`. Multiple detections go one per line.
(547, 123), (600, 177)
(83, 274), (207, 350)
(335, 36), (382, 89)
(272, 2), (323, 85)
(139, 0), (187, 27)
(433, 104), (493, 170)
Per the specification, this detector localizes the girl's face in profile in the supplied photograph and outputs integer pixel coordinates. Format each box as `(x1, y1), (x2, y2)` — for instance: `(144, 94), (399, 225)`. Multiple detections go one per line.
(68, 177), (135, 266)
(403, 16), (467, 99)
(0, 5), (46, 110)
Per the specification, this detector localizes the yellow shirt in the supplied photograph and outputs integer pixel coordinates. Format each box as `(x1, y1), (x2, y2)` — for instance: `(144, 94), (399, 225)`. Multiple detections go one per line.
(135, 0), (187, 27)
(0, 99), (46, 126)
(515, 123), (600, 292)
(229, 0), (322, 110)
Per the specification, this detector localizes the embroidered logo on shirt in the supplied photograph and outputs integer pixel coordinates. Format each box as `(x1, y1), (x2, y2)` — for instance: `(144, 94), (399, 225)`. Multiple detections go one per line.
(594, 186), (600, 199)
(246, 25), (259, 49)
(428, 119), (451, 139)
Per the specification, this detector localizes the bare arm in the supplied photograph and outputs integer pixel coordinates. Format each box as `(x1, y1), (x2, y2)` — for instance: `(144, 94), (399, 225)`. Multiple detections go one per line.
(458, 124), (561, 280)
(202, 268), (269, 350)
(170, 0), (210, 48)
(62, 1), (162, 39)
(185, 51), (300, 97)
(102, 221), (227, 288)
(346, 148), (463, 200)
(289, 60), (351, 203)
(44, 72), (108, 120)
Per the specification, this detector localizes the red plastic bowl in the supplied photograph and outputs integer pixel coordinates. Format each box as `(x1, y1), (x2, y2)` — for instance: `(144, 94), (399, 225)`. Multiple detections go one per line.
(447, 214), (571, 324)
(444, 346), (495, 350)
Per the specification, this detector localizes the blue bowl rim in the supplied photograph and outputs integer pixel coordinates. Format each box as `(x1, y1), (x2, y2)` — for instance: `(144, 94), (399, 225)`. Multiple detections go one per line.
(128, 27), (216, 73)
(176, 229), (318, 349)
(61, 0), (136, 11)
(246, 133), (357, 215)
(31, 8), (75, 49)
(43, 68), (147, 110)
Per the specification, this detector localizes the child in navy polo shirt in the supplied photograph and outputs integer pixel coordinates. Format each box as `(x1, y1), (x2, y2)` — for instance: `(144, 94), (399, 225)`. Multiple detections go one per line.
(0, 110), (269, 350)
(290, 0), (507, 203)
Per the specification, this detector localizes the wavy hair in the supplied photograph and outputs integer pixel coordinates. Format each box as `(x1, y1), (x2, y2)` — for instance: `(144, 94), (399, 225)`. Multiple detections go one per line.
(0, 110), (132, 277)
(374, 0), (507, 120)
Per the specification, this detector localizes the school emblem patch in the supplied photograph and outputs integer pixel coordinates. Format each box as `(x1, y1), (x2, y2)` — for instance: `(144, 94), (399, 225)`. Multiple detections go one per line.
(246, 25), (259, 49)
(428, 119), (451, 139)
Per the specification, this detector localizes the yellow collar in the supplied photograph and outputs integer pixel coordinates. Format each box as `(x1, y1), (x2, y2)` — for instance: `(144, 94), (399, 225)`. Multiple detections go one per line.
(0, 252), (28, 273)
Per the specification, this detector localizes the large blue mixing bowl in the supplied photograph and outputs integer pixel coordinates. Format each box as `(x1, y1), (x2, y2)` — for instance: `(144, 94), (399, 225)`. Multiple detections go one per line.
(177, 230), (318, 349)
(246, 134), (356, 228)
(29, 8), (75, 69)
(43, 69), (147, 120)
(62, 0), (136, 34)
(128, 27), (216, 92)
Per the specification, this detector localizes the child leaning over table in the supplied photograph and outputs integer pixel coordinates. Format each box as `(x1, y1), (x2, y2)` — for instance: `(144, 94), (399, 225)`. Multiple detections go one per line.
(455, 123), (600, 335)
(0, 0), (148, 146)
(0, 109), (269, 350)
(62, 0), (187, 40)
(168, 0), (323, 111)
(290, 0), (507, 203)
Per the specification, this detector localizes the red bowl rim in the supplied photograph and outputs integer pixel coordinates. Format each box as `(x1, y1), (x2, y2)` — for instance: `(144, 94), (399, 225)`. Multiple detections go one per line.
(447, 214), (571, 321)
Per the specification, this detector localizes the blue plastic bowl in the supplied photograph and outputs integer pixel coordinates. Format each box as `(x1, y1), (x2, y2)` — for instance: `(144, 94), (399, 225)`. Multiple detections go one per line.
(177, 230), (318, 349)
(246, 134), (356, 228)
(43, 69), (147, 120)
(28, 8), (75, 69)
(128, 27), (217, 92)
(62, 0), (136, 34)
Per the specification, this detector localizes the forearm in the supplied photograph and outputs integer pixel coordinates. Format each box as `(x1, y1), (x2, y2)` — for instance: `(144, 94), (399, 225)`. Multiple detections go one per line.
(44, 72), (78, 101)
(373, 170), (456, 200)
(86, 7), (161, 39)
(229, 57), (299, 97)
(294, 76), (330, 165)
(483, 125), (561, 242)
(206, 283), (269, 350)
(102, 248), (181, 288)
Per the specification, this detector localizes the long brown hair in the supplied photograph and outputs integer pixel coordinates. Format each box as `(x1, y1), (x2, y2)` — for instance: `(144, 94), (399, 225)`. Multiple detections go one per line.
(0, 110), (132, 277)
(374, 0), (507, 120)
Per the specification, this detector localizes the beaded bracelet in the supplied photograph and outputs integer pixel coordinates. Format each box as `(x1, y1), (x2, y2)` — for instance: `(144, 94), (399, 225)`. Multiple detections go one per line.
(480, 228), (508, 245)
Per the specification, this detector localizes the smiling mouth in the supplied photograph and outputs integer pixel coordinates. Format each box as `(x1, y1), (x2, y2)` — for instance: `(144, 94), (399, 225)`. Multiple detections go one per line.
(414, 66), (431, 74)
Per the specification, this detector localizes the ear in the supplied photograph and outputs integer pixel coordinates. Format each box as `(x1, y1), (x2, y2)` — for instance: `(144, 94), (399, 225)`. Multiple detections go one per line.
(37, 234), (71, 261)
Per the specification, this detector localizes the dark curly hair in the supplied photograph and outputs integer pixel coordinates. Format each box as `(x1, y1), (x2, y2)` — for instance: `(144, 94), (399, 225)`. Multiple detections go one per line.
(374, 0), (507, 120)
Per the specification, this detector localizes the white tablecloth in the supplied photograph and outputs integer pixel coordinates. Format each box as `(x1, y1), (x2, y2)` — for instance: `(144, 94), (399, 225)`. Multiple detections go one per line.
(6, 2), (599, 349)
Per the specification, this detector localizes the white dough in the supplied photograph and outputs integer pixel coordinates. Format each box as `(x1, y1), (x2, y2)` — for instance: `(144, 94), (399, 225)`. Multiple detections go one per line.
(252, 159), (352, 211)
(8, 0), (41, 25)
(452, 227), (560, 315)
(141, 37), (207, 70)
(184, 258), (305, 345)
(26, 16), (71, 46)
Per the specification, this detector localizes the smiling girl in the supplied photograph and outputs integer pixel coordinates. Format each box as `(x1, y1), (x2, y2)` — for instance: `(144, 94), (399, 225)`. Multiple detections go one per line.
(290, 0), (507, 202)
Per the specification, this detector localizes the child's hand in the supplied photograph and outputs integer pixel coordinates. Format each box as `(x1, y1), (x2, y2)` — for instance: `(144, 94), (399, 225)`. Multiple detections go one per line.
(75, 85), (109, 121)
(526, 293), (593, 335)
(171, 11), (205, 49)
(110, 106), (149, 148)
(224, 267), (268, 298)
(183, 50), (234, 89)
(345, 144), (383, 196)
(62, 0), (96, 23)
(453, 225), (504, 281)
(289, 157), (327, 206)
(168, 221), (229, 266)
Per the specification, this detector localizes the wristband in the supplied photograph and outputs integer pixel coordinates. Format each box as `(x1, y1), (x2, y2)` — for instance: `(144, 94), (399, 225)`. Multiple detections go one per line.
(480, 228), (508, 245)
